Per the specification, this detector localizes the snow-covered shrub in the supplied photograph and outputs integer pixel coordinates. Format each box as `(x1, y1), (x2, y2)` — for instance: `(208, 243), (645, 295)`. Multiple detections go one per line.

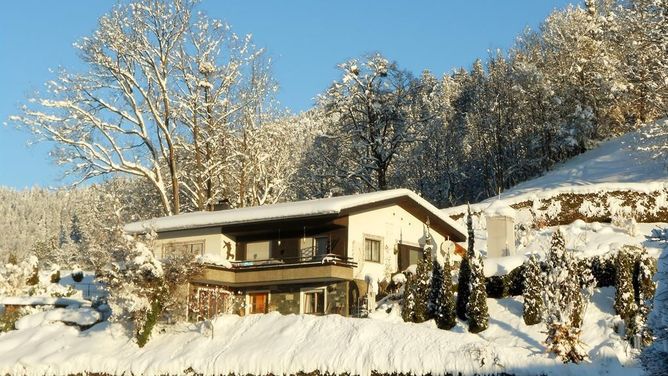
(506, 264), (526, 296)
(467, 255), (489, 333)
(542, 228), (588, 363)
(431, 247), (456, 330)
(641, 245), (668, 374)
(523, 253), (544, 325)
(485, 275), (507, 298)
(101, 236), (203, 347)
(0, 307), (27, 332)
(71, 267), (84, 283)
(456, 256), (472, 320)
(615, 246), (639, 321)
(590, 254), (616, 287)
(49, 265), (61, 284)
(0, 254), (39, 296)
(628, 251), (657, 348)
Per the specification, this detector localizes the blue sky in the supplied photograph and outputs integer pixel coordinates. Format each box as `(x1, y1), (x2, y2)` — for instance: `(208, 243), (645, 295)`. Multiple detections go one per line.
(0, 0), (577, 189)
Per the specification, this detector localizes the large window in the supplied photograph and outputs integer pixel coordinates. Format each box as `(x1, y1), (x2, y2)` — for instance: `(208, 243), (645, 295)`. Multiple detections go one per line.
(162, 240), (204, 258)
(364, 238), (381, 262)
(246, 241), (271, 260)
(302, 288), (326, 315)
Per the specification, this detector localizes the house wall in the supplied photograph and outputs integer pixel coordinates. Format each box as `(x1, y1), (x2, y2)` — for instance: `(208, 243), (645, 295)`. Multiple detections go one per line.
(153, 227), (236, 260)
(346, 204), (451, 284)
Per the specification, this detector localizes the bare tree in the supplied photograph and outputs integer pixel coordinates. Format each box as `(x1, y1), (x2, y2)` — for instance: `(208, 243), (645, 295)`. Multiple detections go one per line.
(10, 0), (275, 215)
(318, 54), (421, 191)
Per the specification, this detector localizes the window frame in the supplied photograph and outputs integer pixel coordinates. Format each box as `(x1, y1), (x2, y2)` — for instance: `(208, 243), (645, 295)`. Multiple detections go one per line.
(300, 287), (327, 315)
(161, 239), (205, 259)
(245, 240), (272, 261)
(363, 236), (382, 263)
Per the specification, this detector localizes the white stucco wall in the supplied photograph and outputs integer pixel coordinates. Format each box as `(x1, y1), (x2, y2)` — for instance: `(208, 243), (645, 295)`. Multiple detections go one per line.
(347, 205), (450, 283)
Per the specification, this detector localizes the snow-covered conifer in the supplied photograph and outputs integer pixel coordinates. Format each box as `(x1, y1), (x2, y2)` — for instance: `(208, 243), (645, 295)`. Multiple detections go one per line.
(456, 207), (475, 320)
(432, 246), (456, 330)
(615, 246), (638, 321)
(467, 255), (489, 333)
(401, 273), (417, 323)
(413, 234), (434, 323)
(523, 253), (544, 325)
(542, 228), (588, 363)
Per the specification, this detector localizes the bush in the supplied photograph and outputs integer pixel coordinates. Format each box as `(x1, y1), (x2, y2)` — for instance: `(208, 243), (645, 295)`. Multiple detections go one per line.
(507, 264), (525, 296)
(72, 270), (84, 283)
(50, 270), (61, 284)
(0, 307), (25, 332)
(590, 255), (616, 287)
(136, 299), (162, 348)
(485, 276), (508, 298)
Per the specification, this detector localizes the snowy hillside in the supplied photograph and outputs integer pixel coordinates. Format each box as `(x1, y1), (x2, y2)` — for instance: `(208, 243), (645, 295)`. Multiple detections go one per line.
(497, 119), (668, 200)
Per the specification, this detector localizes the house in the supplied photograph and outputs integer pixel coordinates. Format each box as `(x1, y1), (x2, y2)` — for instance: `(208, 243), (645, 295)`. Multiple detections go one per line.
(124, 189), (466, 319)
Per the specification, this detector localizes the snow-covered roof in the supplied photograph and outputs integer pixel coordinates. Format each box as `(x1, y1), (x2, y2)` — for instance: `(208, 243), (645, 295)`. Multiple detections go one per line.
(124, 189), (467, 240)
(483, 200), (516, 219)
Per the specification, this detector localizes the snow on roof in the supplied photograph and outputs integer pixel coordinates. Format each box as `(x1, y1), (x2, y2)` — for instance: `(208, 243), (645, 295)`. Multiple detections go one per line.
(483, 199), (516, 219)
(125, 189), (466, 238)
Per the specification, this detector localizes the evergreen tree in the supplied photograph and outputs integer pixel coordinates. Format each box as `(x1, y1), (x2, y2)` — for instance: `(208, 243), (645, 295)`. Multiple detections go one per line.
(543, 228), (588, 363)
(432, 246), (456, 329)
(523, 253), (544, 325)
(628, 249), (657, 348)
(69, 213), (84, 244)
(413, 234), (434, 322)
(456, 206), (475, 320)
(615, 246), (638, 321)
(401, 273), (417, 323)
(467, 255), (489, 333)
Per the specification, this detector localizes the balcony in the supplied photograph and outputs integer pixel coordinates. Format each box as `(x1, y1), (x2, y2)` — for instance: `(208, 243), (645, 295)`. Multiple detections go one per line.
(195, 252), (357, 287)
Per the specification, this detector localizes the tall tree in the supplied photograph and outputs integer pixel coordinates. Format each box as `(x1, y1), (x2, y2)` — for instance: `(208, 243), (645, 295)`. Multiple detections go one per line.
(318, 53), (421, 191)
(11, 0), (274, 215)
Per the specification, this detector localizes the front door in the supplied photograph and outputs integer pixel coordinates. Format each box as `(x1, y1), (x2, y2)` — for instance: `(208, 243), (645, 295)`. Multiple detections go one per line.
(248, 292), (268, 314)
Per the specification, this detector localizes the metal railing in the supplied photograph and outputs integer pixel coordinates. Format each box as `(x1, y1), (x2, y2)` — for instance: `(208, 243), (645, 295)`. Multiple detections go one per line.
(229, 252), (357, 270)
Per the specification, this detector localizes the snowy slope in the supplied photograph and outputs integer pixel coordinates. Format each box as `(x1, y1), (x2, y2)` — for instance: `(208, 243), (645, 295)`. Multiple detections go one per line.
(499, 119), (668, 200)
(0, 289), (642, 376)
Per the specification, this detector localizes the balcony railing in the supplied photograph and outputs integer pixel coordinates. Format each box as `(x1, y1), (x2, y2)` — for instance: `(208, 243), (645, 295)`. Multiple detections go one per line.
(230, 252), (357, 270)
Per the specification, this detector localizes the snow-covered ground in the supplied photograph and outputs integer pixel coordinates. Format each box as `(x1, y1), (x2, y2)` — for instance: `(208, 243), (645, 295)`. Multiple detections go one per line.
(0, 288), (644, 376)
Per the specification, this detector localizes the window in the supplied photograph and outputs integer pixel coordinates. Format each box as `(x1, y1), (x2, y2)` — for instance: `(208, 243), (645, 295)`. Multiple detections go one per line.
(302, 289), (326, 315)
(246, 241), (271, 260)
(162, 240), (205, 258)
(398, 244), (423, 271)
(364, 238), (381, 262)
